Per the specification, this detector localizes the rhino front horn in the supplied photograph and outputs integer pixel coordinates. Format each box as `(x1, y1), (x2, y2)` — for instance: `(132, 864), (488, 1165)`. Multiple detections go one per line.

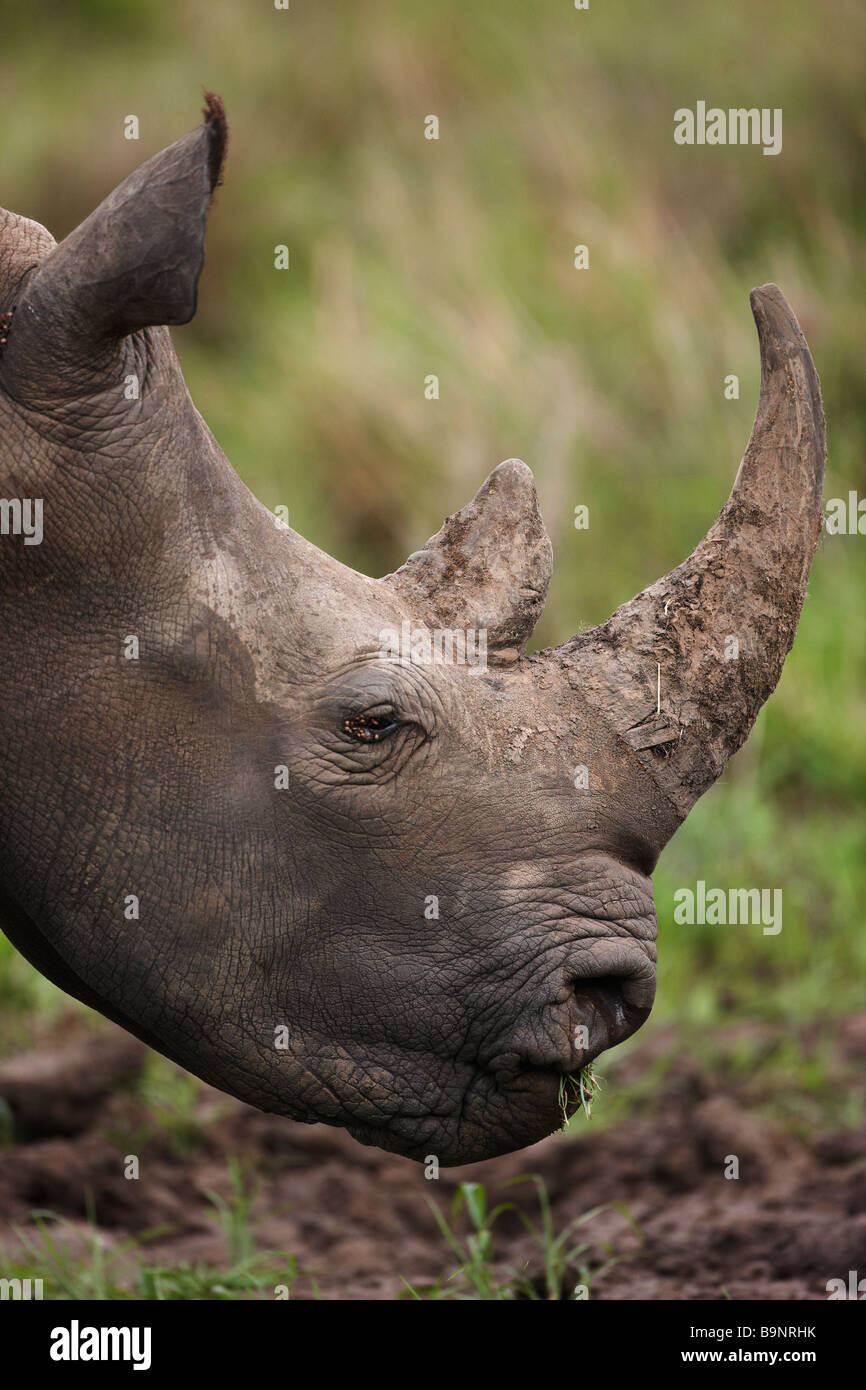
(554, 284), (826, 828)
(383, 457), (553, 663)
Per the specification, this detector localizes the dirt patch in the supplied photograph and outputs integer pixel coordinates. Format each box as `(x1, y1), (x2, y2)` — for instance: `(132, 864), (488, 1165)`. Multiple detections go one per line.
(0, 1019), (863, 1300)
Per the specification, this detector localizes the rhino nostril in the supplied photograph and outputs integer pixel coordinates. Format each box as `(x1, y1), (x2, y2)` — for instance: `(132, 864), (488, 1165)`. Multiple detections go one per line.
(570, 972), (652, 1059)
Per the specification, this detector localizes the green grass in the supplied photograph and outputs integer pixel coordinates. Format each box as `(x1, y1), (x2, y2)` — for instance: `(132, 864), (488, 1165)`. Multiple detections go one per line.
(558, 1063), (602, 1127)
(6, 1168), (630, 1302)
(8, 1164), (298, 1301)
(401, 1177), (641, 1300)
(7, 1223), (297, 1302)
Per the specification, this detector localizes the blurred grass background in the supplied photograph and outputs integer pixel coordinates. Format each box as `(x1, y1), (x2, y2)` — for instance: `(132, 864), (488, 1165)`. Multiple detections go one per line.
(0, 0), (864, 1095)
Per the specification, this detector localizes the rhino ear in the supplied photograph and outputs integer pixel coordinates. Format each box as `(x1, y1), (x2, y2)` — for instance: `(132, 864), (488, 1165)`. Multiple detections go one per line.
(2, 93), (226, 386)
(382, 459), (553, 662)
(0, 211), (56, 310)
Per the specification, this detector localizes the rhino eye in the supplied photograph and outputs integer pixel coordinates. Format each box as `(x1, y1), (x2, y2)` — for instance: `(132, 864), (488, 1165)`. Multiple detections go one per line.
(342, 710), (400, 743)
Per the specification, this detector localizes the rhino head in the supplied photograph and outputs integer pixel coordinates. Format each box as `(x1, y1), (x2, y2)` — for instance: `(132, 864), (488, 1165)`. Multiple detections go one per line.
(0, 97), (825, 1164)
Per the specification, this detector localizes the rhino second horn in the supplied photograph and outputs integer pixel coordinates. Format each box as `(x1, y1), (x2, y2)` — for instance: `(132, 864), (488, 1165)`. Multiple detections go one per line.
(383, 458), (553, 662)
(553, 283), (826, 829)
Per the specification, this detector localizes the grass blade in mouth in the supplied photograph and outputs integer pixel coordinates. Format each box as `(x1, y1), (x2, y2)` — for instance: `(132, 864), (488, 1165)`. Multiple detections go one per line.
(558, 1064), (602, 1128)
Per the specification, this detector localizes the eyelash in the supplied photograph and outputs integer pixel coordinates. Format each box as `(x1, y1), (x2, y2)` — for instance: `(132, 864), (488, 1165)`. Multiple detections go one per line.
(342, 711), (400, 744)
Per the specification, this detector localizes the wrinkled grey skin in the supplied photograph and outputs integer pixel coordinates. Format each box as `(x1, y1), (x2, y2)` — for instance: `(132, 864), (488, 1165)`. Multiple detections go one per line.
(0, 98), (825, 1164)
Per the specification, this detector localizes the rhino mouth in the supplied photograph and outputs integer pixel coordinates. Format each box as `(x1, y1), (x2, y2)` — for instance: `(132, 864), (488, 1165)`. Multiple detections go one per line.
(340, 962), (656, 1165)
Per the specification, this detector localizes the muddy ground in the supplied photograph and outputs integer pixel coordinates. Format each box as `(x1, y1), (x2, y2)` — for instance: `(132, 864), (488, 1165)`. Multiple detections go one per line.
(0, 1017), (863, 1300)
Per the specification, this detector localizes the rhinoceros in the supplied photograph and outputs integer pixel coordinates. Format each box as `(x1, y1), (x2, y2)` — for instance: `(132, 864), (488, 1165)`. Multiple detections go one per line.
(0, 96), (825, 1164)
